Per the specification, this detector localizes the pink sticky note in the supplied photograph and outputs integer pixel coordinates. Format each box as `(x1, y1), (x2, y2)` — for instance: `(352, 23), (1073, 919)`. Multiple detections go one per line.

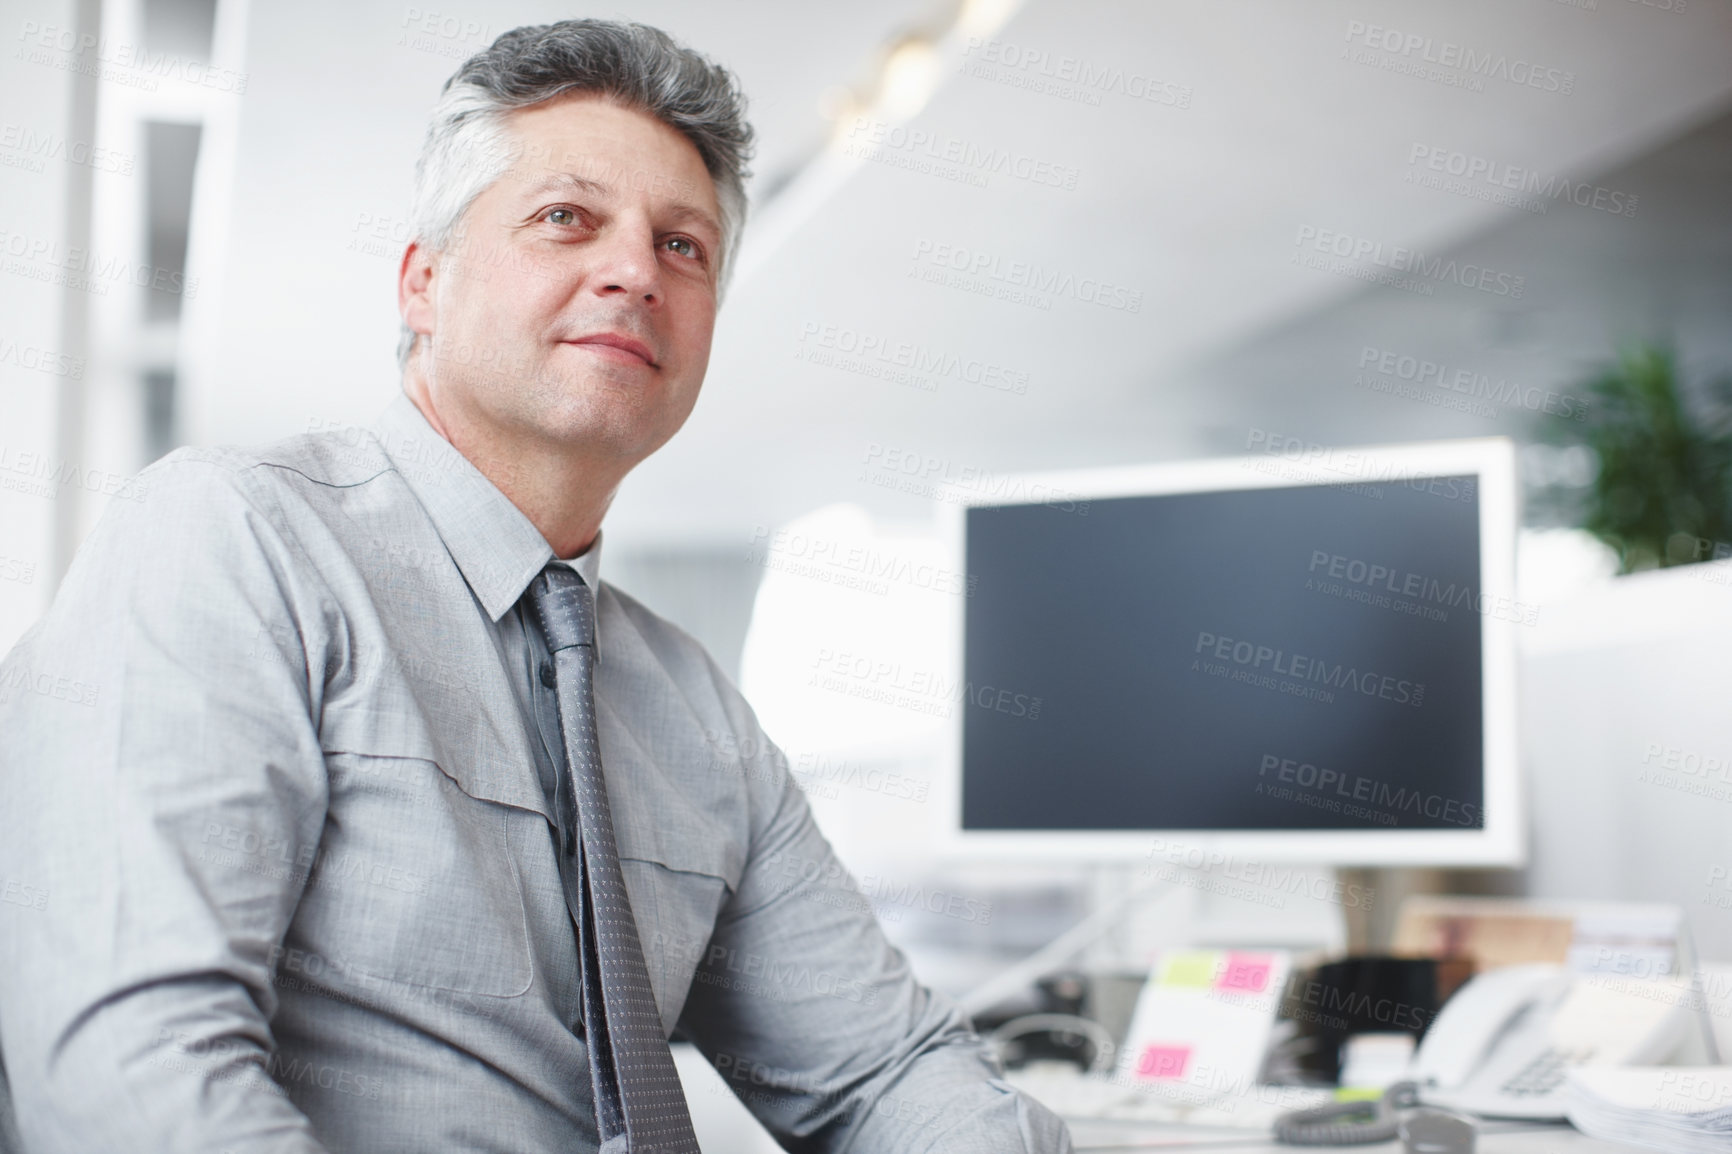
(1136, 1044), (1191, 1080)
(1217, 953), (1272, 993)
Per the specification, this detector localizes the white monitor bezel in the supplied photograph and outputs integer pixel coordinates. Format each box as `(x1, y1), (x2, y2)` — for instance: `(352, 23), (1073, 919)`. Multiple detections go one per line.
(934, 436), (1524, 867)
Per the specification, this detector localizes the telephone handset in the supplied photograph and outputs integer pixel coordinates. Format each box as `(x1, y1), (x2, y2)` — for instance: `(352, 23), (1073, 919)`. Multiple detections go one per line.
(1412, 963), (1692, 1120)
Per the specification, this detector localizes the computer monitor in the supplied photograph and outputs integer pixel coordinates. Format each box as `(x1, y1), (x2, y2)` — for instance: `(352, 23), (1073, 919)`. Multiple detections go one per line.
(939, 437), (1522, 866)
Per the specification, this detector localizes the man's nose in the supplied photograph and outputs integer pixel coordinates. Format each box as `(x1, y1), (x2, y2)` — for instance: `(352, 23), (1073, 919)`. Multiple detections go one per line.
(589, 224), (662, 303)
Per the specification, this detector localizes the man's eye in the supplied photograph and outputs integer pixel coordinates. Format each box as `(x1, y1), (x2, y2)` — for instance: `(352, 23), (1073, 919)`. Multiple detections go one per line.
(545, 207), (577, 226)
(665, 236), (702, 260)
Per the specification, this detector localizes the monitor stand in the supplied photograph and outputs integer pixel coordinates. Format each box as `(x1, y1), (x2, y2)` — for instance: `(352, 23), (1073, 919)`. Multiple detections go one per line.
(1082, 860), (1351, 975)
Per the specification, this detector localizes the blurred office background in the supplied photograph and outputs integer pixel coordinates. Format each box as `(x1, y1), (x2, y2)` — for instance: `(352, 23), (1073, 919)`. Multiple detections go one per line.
(3, 0), (1732, 1146)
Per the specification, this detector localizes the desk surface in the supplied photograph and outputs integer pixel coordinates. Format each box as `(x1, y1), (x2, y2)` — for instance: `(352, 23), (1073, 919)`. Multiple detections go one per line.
(1002, 1068), (1662, 1153)
(1064, 1116), (1656, 1152)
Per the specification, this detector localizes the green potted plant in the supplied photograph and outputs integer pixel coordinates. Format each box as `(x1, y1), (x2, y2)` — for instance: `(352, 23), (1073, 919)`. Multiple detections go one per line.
(1546, 345), (1732, 573)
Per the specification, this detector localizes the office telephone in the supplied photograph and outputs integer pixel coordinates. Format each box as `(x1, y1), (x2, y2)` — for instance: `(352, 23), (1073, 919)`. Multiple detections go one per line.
(1411, 962), (1691, 1120)
(1275, 963), (1693, 1144)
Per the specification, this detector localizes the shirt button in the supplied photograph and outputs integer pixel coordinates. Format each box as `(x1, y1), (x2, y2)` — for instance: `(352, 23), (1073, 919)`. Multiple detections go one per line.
(539, 662), (556, 689)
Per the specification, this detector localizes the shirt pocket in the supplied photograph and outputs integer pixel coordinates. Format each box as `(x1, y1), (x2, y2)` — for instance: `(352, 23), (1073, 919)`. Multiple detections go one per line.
(291, 747), (536, 999)
(620, 852), (734, 1035)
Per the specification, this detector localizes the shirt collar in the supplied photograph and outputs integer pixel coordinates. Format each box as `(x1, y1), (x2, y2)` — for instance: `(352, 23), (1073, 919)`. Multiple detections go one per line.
(550, 533), (603, 591)
(372, 395), (606, 632)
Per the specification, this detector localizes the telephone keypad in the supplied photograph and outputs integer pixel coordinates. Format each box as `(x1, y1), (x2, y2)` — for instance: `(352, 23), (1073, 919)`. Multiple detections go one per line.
(1498, 1046), (1597, 1097)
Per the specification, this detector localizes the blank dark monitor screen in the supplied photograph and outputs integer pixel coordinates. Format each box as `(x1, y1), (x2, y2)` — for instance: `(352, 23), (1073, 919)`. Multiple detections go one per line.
(961, 478), (1485, 832)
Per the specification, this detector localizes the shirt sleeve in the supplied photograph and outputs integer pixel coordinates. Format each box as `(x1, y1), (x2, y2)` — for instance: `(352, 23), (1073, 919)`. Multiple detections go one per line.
(0, 454), (334, 1152)
(673, 693), (1074, 1154)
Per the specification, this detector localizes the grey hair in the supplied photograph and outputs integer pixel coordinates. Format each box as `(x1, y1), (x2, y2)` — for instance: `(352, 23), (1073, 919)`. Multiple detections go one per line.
(398, 20), (754, 368)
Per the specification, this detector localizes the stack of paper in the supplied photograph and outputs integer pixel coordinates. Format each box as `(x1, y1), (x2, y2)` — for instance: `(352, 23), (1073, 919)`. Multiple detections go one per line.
(1566, 1067), (1732, 1153)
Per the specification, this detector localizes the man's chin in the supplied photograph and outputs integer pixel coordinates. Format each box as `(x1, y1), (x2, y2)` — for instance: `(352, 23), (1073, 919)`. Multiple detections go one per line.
(528, 410), (673, 464)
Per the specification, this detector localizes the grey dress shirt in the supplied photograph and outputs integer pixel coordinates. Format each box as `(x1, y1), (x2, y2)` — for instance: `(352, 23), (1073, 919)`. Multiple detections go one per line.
(0, 395), (1073, 1153)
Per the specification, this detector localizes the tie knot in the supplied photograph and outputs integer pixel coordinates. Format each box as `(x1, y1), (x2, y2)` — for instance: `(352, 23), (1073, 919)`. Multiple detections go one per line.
(526, 565), (596, 652)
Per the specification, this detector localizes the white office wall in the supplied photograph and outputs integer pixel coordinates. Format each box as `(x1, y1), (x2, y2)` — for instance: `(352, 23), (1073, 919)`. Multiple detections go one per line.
(1519, 560), (1732, 961)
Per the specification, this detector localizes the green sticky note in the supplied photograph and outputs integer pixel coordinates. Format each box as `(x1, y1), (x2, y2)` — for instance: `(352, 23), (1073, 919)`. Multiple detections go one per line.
(1334, 1087), (1386, 1103)
(1159, 951), (1220, 988)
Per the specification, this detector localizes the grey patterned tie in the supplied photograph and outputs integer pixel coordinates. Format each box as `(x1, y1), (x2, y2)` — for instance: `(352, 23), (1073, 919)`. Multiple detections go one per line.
(525, 566), (701, 1154)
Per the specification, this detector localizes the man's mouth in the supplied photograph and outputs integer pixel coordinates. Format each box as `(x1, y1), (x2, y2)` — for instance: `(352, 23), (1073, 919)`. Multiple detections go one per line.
(564, 332), (658, 367)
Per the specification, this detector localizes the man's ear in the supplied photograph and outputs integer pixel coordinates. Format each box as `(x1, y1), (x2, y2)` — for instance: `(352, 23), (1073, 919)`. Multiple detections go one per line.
(399, 240), (437, 343)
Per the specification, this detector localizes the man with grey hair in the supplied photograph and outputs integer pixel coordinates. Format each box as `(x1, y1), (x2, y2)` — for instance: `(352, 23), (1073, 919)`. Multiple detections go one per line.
(0, 19), (1072, 1154)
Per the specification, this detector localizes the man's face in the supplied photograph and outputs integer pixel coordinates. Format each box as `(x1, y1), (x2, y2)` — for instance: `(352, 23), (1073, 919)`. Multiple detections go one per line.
(405, 93), (723, 467)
